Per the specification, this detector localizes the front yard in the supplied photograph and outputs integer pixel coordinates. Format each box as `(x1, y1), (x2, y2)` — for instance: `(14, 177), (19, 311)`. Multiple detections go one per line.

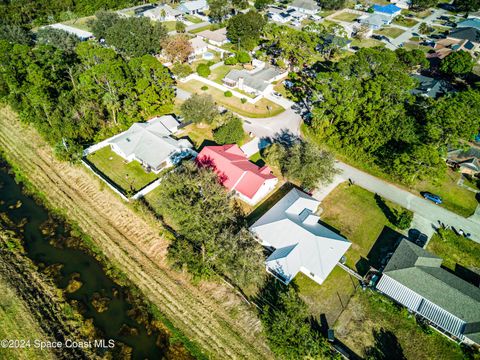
(393, 17), (419, 27)
(86, 146), (158, 193)
(331, 12), (359, 22)
(177, 79), (285, 118)
(374, 27), (405, 39)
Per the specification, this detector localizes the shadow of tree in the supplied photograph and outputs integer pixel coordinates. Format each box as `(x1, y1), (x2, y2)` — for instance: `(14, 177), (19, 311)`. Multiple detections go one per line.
(374, 194), (397, 225)
(365, 328), (406, 360)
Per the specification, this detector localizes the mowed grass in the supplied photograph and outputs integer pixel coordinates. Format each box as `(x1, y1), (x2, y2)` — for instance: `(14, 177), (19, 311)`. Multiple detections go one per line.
(334, 290), (466, 359)
(176, 123), (215, 148)
(332, 12), (359, 22)
(0, 275), (56, 360)
(295, 184), (404, 323)
(393, 17), (419, 27)
(374, 27), (405, 39)
(162, 21), (178, 32)
(351, 38), (385, 48)
(427, 229), (480, 272)
(177, 79), (285, 118)
(412, 169), (478, 217)
(62, 15), (95, 31)
(209, 64), (242, 84)
(86, 146), (158, 193)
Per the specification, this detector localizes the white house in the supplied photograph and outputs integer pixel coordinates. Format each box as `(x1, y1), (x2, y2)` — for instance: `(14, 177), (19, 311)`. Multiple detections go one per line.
(196, 27), (229, 46)
(142, 4), (183, 22)
(47, 23), (93, 40)
(177, 0), (209, 15)
(108, 116), (194, 173)
(250, 188), (351, 285)
(188, 36), (208, 61)
(287, 0), (320, 16)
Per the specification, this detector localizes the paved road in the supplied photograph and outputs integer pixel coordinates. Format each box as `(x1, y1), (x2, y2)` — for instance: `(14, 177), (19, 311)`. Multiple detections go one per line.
(338, 162), (480, 243)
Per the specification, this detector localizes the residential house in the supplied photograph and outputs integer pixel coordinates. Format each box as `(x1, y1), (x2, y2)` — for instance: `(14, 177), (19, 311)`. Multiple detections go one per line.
(287, 0), (320, 16)
(457, 18), (480, 30)
(376, 240), (480, 345)
(48, 24), (93, 40)
(177, 0), (209, 15)
(250, 188), (351, 285)
(448, 27), (480, 50)
(196, 145), (278, 205)
(142, 4), (183, 21)
(358, 13), (392, 29)
(197, 27), (229, 46)
(430, 37), (476, 59)
(447, 147), (480, 176)
(188, 36), (208, 61)
(372, 4), (402, 19)
(223, 61), (286, 97)
(108, 116), (194, 173)
(411, 74), (453, 98)
(390, 0), (411, 9)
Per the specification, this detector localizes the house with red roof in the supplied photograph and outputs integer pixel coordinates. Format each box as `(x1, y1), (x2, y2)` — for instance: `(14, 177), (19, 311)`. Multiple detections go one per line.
(196, 144), (278, 205)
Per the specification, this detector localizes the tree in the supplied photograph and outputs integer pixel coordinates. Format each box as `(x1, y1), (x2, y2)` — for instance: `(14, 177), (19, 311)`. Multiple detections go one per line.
(254, 0), (273, 10)
(0, 24), (33, 45)
(453, 0), (480, 12)
(213, 114), (245, 144)
(236, 51), (251, 64)
(196, 63), (211, 77)
(162, 34), (192, 63)
(418, 23), (430, 35)
(260, 285), (331, 359)
(264, 139), (338, 190)
(36, 27), (80, 54)
(171, 62), (193, 78)
(89, 11), (119, 40)
(411, 0), (439, 10)
(227, 11), (266, 50)
(175, 20), (186, 33)
(439, 51), (474, 76)
(395, 48), (429, 70)
(224, 56), (238, 65)
(208, 0), (231, 22)
(319, 0), (346, 10)
(180, 93), (219, 124)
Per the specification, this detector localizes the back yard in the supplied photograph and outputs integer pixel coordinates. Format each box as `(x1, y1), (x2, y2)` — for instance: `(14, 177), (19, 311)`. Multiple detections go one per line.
(86, 146), (158, 193)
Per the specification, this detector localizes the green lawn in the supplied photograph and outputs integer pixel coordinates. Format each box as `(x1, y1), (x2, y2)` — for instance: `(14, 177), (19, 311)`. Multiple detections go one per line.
(62, 15), (95, 31)
(351, 38), (386, 48)
(176, 123), (214, 148)
(402, 41), (431, 52)
(189, 25), (212, 34)
(427, 229), (480, 272)
(332, 12), (359, 22)
(210, 64), (241, 84)
(402, 9), (433, 19)
(184, 15), (203, 24)
(374, 27), (405, 39)
(177, 79), (285, 118)
(162, 21), (178, 32)
(86, 146), (158, 193)
(334, 290), (466, 359)
(393, 17), (419, 27)
(318, 10), (336, 17)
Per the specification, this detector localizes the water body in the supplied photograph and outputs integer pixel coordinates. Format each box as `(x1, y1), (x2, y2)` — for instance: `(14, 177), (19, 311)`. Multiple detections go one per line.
(0, 163), (176, 360)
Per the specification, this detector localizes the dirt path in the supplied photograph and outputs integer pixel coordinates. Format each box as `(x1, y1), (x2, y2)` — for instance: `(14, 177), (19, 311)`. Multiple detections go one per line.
(0, 108), (271, 360)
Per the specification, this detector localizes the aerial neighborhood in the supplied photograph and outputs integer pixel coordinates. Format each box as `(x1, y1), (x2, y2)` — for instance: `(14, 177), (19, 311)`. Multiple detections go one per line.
(0, 0), (480, 359)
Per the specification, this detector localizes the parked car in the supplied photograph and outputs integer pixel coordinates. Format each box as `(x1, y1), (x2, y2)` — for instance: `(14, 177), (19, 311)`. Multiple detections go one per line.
(272, 91), (282, 98)
(422, 192), (442, 204)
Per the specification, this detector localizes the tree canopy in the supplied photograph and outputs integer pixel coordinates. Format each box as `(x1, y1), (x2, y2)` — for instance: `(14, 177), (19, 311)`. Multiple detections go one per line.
(454, 0), (480, 12)
(180, 93), (219, 124)
(440, 50), (474, 76)
(227, 11), (266, 50)
(213, 114), (245, 144)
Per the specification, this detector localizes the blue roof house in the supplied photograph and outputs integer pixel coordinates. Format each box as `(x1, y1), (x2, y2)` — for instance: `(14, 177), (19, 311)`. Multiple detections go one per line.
(372, 4), (402, 19)
(457, 18), (480, 30)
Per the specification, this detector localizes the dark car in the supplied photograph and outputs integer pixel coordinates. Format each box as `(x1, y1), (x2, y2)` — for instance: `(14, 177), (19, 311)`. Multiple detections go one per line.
(422, 192), (442, 204)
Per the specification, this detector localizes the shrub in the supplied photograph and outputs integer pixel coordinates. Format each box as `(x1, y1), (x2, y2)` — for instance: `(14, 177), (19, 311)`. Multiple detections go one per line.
(201, 85), (208, 90)
(197, 63), (211, 77)
(171, 63), (193, 79)
(240, 98), (247, 104)
(224, 90), (233, 97)
(394, 209), (413, 230)
(175, 21), (186, 33)
(236, 51), (251, 64)
(224, 56), (238, 65)
(213, 115), (245, 144)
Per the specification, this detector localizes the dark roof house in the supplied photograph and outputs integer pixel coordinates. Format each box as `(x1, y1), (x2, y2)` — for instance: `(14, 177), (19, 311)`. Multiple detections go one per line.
(376, 240), (480, 345)
(448, 27), (480, 44)
(411, 74), (453, 98)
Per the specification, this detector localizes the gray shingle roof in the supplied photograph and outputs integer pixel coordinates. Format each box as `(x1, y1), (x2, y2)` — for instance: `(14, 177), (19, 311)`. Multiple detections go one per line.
(411, 74), (453, 98)
(289, 0), (319, 11)
(224, 66), (283, 92)
(449, 27), (480, 43)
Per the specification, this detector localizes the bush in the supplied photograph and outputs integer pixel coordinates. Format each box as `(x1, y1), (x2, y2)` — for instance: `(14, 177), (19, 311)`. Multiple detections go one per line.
(224, 56), (238, 65)
(213, 115), (245, 144)
(240, 98), (247, 104)
(201, 85), (208, 90)
(394, 209), (413, 230)
(236, 51), (251, 64)
(171, 63), (193, 79)
(180, 93), (219, 124)
(175, 21), (186, 33)
(224, 90), (233, 97)
(197, 63), (211, 77)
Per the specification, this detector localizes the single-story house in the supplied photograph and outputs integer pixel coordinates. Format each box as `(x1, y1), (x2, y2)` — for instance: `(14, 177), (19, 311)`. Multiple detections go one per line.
(108, 116), (194, 173)
(188, 36), (208, 61)
(372, 4), (402, 19)
(376, 240), (480, 345)
(142, 4), (183, 22)
(448, 27), (480, 48)
(430, 37), (477, 59)
(411, 74), (453, 98)
(196, 27), (229, 46)
(447, 147), (480, 176)
(223, 63), (286, 97)
(177, 0), (208, 15)
(287, 0), (320, 16)
(358, 13), (392, 29)
(250, 188), (351, 285)
(390, 0), (411, 9)
(457, 18), (480, 30)
(48, 23), (94, 40)
(196, 144), (278, 205)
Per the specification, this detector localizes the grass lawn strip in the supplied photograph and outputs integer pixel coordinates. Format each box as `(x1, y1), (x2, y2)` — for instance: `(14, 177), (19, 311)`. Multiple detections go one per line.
(393, 18), (419, 27)
(374, 27), (405, 39)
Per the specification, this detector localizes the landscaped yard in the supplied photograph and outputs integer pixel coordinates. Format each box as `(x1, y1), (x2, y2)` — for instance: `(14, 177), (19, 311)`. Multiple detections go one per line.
(184, 15), (203, 24)
(334, 290), (466, 359)
(177, 79), (285, 118)
(402, 9), (433, 19)
(332, 12), (359, 22)
(427, 229), (480, 272)
(175, 123), (215, 148)
(402, 41), (431, 52)
(393, 17), (419, 27)
(162, 21), (178, 32)
(374, 27), (405, 39)
(86, 146), (158, 193)
(210, 64), (242, 84)
(189, 24), (212, 34)
(351, 38), (385, 48)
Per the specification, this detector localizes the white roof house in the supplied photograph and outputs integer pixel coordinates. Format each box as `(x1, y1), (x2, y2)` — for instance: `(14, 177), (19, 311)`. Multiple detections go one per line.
(197, 28), (229, 46)
(48, 23), (93, 40)
(250, 188), (351, 285)
(108, 116), (193, 173)
(358, 13), (392, 29)
(287, 0), (320, 15)
(142, 4), (182, 21)
(177, 0), (209, 15)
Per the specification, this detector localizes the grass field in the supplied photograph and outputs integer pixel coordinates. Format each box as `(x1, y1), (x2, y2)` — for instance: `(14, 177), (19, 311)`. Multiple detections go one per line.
(162, 21), (178, 32)
(332, 12), (359, 22)
(210, 64), (241, 84)
(351, 38), (385, 48)
(374, 27), (405, 39)
(184, 15), (203, 24)
(393, 17), (419, 27)
(176, 123), (215, 148)
(427, 229), (480, 272)
(87, 147), (158, 193)
(0, 275), (55, 360)
(177, 79), (285, 118)
(334, 290), (466, 359)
